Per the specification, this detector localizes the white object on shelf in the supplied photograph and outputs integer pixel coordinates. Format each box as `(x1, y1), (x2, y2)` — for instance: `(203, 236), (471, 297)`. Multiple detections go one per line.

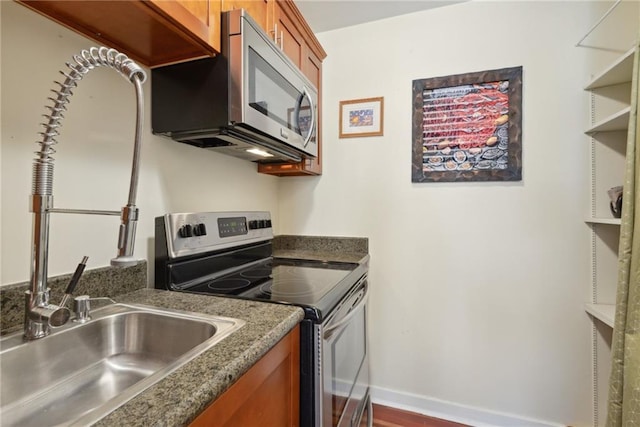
(585, 303), (616, 328)
(585, 217), (622, 225)
(585, 47), (635, 89)
(586, 106), (631, 134)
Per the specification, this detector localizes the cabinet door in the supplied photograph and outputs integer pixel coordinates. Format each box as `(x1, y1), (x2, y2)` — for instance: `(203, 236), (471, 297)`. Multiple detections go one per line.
(221, 0), (272, 34)
(189, 325), (300, 427)
(274, 3), (304, 67)
(17, 0), (221, 66)
(148, 0), (221, 52)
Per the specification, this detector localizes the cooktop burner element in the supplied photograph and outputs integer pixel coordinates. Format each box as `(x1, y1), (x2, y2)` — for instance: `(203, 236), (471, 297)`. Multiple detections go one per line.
(257, 265), (352, 302)
(207, 278), (252, 292)
(240, 268), (273, 279)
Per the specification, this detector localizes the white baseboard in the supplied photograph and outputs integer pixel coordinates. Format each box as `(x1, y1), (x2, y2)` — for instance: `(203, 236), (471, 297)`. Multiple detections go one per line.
(369, 386), (565, 427)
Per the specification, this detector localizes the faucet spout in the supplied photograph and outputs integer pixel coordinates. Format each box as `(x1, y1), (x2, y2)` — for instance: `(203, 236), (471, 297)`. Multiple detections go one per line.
(25, 47), (147, 340)
(112, 72), (145, 267)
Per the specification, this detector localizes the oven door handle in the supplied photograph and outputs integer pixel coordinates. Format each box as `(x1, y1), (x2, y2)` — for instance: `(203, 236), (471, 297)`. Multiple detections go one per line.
(324, 285), (368, 338)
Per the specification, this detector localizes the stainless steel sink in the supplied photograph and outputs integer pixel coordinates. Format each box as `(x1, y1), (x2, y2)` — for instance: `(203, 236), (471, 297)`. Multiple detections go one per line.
(0, 303), (245, 427)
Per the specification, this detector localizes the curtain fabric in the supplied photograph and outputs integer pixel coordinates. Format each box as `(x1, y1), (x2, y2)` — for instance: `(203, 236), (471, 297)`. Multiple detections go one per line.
(607, 40), (640, 427)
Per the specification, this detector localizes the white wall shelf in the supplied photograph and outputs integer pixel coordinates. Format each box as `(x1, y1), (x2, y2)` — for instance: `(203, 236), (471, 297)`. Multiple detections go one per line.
(585, 303), (615, 328)
(585, 45), (634, 427)
(585, 106), (631, 134)
(585, 217), (622, 225)
(585, 47), (635, 89)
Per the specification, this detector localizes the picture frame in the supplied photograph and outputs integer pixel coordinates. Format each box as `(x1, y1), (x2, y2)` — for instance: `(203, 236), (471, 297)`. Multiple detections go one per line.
(339, 97), (384, 138)
(411, 66), (523, 182)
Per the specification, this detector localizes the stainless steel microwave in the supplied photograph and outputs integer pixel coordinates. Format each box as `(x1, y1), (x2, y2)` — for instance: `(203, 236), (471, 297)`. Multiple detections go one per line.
(151, 9), (318, 163)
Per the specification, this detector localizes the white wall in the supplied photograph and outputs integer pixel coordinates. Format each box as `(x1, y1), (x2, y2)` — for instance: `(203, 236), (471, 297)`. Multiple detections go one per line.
(278, 1), (637, 426)
(0, 1), (280, 285)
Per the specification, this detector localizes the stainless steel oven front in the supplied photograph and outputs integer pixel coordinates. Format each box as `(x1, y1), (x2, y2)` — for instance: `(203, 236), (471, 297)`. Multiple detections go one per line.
(316, 275), (371, 427)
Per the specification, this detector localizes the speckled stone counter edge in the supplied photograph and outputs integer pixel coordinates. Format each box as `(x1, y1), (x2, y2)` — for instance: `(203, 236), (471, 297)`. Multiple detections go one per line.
(0, 262), (147, 335)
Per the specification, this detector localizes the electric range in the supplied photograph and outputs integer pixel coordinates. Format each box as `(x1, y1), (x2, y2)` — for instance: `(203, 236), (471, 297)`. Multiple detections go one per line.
(154, 211), (372, 427)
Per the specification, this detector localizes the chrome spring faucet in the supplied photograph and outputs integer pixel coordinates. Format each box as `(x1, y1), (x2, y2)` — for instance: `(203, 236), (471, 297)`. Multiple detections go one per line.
(25, 47), (147, 340)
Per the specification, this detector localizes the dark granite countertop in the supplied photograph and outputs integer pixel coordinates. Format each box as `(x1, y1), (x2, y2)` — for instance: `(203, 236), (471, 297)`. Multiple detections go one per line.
(93, 289), (303, 426)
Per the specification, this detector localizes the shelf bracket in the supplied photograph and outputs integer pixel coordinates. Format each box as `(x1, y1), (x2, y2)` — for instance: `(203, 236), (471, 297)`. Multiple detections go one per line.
(576, 0), (622, 47)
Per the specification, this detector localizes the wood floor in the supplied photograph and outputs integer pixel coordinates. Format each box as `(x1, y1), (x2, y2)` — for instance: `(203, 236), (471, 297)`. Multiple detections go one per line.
(372, 404), (469, 427)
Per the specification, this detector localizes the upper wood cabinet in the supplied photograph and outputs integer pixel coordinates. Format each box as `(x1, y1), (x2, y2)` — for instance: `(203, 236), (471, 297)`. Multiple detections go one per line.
(17, 0), (222, 67)
(220, 0), (326, 65)
(221, 0), (272, 33)
(274, 1), (326, 68)
(273, 3), (304, 67)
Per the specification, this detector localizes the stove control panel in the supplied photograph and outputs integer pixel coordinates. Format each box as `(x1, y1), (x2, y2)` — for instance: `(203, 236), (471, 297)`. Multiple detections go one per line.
(218, 216), (247, 237)
(160, 211), (273, 259)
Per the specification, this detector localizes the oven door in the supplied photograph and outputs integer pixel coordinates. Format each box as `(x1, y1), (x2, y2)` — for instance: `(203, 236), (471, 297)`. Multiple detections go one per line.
(322, 277), (369, 427)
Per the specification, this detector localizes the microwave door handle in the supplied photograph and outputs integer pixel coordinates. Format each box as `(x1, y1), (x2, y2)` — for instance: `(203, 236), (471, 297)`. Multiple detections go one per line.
(323, 287), (368, 338)
(301, 86), (316, 148)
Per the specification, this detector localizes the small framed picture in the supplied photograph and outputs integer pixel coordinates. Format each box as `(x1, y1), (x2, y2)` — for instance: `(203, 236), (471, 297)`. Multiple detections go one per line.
(339, 97), (384, 138)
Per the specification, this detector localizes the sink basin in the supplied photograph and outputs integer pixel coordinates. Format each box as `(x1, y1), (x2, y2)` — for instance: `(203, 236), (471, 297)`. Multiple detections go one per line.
(0, 303), (245, 427)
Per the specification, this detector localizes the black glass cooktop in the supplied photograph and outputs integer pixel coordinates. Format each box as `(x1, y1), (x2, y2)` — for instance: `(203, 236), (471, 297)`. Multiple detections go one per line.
(178, 258), (361, 322)
(244, 263), (353, 302)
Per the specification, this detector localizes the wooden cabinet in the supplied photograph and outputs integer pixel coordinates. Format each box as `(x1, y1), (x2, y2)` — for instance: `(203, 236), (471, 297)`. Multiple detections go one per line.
(273, 3), (304, 67)
(190, 325), (300, 427)
(17, 0), (222, 67)
(221, 0), (272, 33)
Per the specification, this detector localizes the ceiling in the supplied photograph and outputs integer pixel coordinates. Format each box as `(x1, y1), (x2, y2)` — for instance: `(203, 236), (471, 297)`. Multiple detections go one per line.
(294, 0), (468, 33)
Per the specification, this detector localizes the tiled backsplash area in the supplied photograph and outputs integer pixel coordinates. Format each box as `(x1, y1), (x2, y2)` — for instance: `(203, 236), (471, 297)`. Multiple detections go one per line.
(0, 262), (147, 335)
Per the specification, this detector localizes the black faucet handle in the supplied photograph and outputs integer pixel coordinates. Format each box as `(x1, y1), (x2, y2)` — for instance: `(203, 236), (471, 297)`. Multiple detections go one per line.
(60, 256), (89, 307)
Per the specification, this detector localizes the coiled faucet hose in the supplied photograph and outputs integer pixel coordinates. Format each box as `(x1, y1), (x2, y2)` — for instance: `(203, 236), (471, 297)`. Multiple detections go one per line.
(33, 46), (147, 197)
